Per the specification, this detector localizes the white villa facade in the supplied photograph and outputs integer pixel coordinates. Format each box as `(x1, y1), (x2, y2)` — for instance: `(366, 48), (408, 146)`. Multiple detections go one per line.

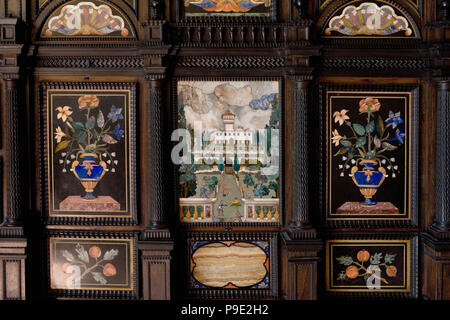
(193, 111), (267, 165)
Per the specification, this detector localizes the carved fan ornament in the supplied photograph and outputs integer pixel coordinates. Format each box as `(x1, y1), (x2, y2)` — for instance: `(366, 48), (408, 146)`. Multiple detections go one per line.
(44, 1), (130, 37)
(324, 2), (413, 37)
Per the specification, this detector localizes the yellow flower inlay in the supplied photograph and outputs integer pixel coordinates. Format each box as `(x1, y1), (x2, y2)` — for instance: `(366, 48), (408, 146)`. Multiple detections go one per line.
(56, 106), (73, 122)
(333, 109), (350, 125)
(331, 129), (343, 147)
(54, 126), (66, 143)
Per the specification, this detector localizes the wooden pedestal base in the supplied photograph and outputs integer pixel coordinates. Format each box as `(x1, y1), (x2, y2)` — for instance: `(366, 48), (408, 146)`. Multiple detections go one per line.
(0, 236), (27, 300)
(422, 232), (450, 300)
(281, 231), (322, 300)
(138, 235), (173, 300)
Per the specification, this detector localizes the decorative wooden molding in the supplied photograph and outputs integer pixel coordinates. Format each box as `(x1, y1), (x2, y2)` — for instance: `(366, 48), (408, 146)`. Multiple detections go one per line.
(179, 221), (280, 230)
(322, 56), (427, 70)
(0, 226), (24, 238)
(36, 56), (144, 69)
(143, 19), (166, 42)
(175, 55), (285, 69)
(167, 22), (311, 47)
(145, 73), (166, 80)
(0, 18), (22, 43)
(141, 229), (171, 240)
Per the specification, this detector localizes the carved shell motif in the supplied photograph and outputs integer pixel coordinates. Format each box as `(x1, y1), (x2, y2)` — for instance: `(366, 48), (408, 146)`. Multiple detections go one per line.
(45, 2), (129, 37)
(324, 2), (413, 37)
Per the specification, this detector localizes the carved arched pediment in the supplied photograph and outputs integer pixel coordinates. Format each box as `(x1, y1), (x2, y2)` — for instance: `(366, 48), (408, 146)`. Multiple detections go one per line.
(40, 0), (135, 38)
(322, 1), (419, 38)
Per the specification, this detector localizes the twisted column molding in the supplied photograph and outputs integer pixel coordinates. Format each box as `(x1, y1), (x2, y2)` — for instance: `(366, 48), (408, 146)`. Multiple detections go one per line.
(146, 75), (168, 232)
(431, 79), (450, 239)
(2, 76), (25, 228)
(288, 77), (316, 239)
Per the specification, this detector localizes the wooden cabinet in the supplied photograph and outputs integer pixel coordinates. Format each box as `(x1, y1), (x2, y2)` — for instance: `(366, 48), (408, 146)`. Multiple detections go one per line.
(0, 0), (448, 300)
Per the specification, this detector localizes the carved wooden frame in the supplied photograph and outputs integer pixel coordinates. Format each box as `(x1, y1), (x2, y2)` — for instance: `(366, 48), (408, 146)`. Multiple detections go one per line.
(46, 230), (139, 299)
(177, 0), (278, 22)
(323, 232), (418, 299)
(171, 76), (284, 230)
(40, 82), (138, 226)
(186, 231), (278, 298)
(318, 84), (419, 228)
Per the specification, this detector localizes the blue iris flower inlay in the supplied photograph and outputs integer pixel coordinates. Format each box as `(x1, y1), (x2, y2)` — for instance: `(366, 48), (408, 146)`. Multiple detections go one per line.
(107, 105), (124, 123)
(385, 110), (404, 129)
(391, 129), (405, 144)
(110, 124), (124, 140)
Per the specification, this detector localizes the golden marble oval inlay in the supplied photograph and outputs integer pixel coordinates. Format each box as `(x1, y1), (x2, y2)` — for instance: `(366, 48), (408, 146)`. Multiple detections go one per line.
(191, 242), (267, 288)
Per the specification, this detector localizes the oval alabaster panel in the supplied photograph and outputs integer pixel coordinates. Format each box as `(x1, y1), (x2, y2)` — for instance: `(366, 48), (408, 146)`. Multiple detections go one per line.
(40, 0), (135, 38)
(191, 241), (269, 288)
(323, 1), (418, 38)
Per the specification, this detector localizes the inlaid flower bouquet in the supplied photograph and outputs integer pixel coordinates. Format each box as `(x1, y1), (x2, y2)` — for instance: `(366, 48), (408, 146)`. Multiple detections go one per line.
(54, 95), (125, 200)
(331, 97), (405, 206)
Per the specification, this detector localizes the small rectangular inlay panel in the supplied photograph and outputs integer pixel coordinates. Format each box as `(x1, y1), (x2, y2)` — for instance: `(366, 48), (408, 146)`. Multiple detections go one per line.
(48, 235), (137, 298)
(325, 237), (418, 297)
